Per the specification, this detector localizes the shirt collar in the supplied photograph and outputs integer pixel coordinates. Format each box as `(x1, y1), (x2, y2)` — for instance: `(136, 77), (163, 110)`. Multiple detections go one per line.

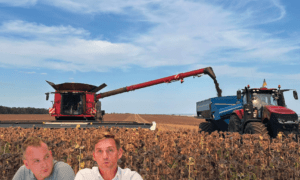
(93, 166), (121, 180)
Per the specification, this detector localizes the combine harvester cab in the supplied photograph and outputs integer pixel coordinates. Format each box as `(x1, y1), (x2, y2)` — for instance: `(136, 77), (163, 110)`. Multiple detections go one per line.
(198, 80), (299, 138)
(0, 67), (220, 130)
(45, 81), (106, 121)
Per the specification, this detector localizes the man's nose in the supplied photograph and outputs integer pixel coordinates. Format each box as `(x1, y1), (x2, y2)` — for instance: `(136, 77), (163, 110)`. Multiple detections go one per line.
(103, 151), (109, 159)
(41, 160), (47, 168)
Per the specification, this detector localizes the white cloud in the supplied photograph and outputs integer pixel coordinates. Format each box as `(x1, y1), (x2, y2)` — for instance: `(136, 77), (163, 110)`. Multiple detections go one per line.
(17, 71), (36, 74)
(0, 0), (37, 7)
(0, 1), (299, 73)
(193, 64), (300, 81)
(44, 0), (159, 14)
(0, 35), (144, 71)
(0, 20), (89, 38)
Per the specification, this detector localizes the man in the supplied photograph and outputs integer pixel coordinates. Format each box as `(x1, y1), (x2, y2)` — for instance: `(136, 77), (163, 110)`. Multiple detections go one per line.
(75, 131), (143, 180)
(13, 136), (75, 180)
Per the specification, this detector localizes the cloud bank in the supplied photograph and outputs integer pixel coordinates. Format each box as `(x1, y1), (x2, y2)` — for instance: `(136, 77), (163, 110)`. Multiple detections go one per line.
(0, 0), (299, 75)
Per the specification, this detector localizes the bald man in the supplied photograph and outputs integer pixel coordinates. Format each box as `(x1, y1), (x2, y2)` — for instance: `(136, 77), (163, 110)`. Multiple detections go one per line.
(13, 136), (75, 180)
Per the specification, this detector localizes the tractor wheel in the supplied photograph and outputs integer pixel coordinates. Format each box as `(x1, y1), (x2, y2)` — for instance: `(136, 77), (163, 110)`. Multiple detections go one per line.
(228, 114), (241, 132)
(244, 122), (268, 136)
(199, 121), (217, 134)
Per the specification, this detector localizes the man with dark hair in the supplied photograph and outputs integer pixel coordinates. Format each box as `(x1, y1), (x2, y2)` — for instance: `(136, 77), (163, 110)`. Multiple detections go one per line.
(13, 136), (75, 180)
(75, 131), (143, 180)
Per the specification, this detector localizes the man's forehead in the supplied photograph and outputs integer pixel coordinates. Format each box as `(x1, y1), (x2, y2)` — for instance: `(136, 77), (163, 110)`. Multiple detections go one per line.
(95, 138), (117, 149)
(26, 143), (49, 157)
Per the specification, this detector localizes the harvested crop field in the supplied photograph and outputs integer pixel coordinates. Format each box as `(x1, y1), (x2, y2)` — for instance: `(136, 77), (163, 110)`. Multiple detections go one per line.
(0, 114), (205, 131)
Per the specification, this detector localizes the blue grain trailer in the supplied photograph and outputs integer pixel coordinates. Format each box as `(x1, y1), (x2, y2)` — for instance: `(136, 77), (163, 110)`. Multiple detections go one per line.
(197, 84), (299, 137)
(196, 95), (243, 132)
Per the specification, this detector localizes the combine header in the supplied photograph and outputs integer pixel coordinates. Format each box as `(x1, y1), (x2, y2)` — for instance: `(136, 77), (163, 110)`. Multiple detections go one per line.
(0, 67), (219, 129)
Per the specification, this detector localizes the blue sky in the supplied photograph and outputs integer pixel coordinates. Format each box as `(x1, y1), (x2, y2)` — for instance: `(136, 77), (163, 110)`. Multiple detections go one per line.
(0, 0), (299, 114)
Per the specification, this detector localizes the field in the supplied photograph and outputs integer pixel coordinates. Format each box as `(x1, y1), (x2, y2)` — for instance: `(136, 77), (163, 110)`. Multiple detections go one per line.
(0, 113), (204, 131)
(0, 114), (300, 179)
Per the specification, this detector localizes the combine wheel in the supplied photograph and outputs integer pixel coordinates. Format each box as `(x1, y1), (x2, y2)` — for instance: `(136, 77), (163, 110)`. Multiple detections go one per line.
(199, 121), (217, 134)
(95, 112), (103, 122)
(228, 114), (241, 132)
(98, 116), (103, 122)
(244, 122), (268, 136)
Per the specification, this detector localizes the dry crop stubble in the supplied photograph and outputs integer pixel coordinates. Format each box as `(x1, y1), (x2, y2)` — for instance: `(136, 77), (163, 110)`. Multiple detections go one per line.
(1, 127), (300, 179)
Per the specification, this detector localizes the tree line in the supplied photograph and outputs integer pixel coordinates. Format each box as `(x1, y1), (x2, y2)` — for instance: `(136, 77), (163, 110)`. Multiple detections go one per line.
(0, 106), (48, 114)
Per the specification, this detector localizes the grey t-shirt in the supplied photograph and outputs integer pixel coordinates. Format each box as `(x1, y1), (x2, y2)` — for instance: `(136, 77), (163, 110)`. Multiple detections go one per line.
(12, 160), (75, 180)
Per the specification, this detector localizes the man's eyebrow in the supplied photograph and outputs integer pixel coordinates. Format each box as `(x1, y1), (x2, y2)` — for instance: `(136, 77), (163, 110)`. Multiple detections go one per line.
(96, 146), (115, 150)
(104, 135), (115, 138)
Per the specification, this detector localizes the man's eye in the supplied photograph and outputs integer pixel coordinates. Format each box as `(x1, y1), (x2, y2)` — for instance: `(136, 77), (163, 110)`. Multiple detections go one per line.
(45, 155), (49, 159)
(34, 160), (39, 163)
(109, 149), (113, 152)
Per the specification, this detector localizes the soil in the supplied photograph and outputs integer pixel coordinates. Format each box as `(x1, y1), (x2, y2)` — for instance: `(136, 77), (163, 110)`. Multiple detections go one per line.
(0, 113), (205, 131)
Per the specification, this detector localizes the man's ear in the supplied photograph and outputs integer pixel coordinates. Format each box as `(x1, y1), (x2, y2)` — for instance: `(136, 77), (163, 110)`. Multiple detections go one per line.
(118, 148), (123, 159)
(92, 151), (95, 161)
(23, 159), (29, 169)
(50, 150), (53, 156)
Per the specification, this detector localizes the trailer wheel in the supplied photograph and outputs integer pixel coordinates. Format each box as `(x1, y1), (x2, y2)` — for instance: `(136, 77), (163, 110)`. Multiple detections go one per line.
(244, 122), (268, 136)
(199, 121), (217, 134)
(228, 114), (241, 132)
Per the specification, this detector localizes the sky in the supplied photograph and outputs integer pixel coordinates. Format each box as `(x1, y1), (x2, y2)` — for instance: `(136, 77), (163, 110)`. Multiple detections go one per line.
(0, 0), (299, 115)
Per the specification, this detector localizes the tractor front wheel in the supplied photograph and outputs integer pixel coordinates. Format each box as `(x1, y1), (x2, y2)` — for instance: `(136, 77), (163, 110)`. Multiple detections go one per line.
(244, 122), (268, 136)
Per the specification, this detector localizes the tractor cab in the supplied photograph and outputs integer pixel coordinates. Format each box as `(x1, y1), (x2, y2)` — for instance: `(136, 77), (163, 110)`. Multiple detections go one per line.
(240, 87), (278, 119)
(235, 81), (299, 137)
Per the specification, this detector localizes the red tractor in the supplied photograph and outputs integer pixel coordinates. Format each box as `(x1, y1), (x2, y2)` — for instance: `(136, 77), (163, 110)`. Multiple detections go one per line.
(45, 67), (219, 121)
(228, 82), (299, 137)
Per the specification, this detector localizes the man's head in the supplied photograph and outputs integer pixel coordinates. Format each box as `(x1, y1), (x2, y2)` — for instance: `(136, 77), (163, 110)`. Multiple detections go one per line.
(92, 131), (123, 172)
(22, 137), (54, 180)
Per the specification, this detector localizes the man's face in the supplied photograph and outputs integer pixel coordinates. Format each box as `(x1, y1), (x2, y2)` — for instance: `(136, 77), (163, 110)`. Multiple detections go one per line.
(93, 138), (123, 172)
(23, 142), (54, 180)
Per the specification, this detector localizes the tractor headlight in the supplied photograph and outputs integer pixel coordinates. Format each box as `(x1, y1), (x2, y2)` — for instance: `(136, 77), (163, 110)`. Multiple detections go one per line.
(278, 118), (284, 124)
(277, 118), (297, 124)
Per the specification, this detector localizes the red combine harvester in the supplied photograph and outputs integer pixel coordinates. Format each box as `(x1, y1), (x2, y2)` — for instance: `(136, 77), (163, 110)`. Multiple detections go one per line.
(0, 66), (219, 129)
(45, 67), (217, 122)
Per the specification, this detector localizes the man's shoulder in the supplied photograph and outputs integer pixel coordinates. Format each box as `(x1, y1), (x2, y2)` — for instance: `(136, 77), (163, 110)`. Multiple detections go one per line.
(52, 160), (75, 179)
(75, 167), (99, 180)
(54, 161), (72, 169)
(53, 161), (74, 173)
(77, 167), (97, 174)
(12, 165), (33, 180)
(16, 164), (26, 171)
(119, 167), (143, 179)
